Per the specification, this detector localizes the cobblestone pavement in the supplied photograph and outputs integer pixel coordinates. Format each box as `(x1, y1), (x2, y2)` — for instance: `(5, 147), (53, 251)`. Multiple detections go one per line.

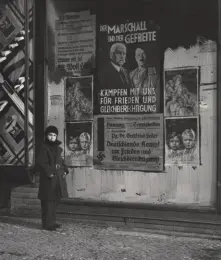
(0, 216), (221, 260)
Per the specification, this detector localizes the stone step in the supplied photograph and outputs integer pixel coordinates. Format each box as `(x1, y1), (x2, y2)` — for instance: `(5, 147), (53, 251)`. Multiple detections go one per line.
(12, 177), (39, 206)
(9, 205), (221, 239)
(13, 186), (39, 193)
(56, 211), (221, 237)
(12, 191), (38, 199)
(12, 197), (40, 207)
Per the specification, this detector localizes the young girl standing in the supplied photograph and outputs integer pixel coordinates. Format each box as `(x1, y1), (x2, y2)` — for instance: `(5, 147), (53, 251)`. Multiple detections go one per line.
(36, 125), (69, 231)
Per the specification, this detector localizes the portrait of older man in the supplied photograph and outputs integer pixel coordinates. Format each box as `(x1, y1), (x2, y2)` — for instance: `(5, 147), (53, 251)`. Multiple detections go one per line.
(130, 48), (159, 91)
(99, 42), (132, 90)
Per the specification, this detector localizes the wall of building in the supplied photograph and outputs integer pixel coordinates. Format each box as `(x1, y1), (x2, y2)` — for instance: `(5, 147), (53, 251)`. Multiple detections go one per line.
(46, 0), (217, 207)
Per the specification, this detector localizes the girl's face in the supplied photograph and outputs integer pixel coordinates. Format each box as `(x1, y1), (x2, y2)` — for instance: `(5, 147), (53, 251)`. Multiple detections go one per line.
(69, 138), (79, 151)
(183, 135), (195, 149)
(80, 136), (90, 151)
(169, 136), (180, 150)
(47, 133), (57, 142)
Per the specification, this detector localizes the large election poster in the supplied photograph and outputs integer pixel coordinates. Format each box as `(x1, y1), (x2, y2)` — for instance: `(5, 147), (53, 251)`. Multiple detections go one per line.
(93, 114), (163, 171)
(94, 16), (162, 171)
(95, 18), (160, 115)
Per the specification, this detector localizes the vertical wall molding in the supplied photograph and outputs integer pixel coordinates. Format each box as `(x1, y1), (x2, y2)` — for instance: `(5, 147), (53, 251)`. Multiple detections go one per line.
(217, 0), (221, 213)
(34, 0), (47, 157)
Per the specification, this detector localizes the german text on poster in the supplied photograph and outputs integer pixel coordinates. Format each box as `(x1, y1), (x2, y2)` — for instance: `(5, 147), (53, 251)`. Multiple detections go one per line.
(95, 19), (160, 115)
(94, 114), (163, 171)
(55, 11), (96, 76)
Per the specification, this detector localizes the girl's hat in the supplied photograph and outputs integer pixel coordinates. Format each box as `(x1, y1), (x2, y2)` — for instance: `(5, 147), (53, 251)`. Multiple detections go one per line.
(45, 125), (58, 136)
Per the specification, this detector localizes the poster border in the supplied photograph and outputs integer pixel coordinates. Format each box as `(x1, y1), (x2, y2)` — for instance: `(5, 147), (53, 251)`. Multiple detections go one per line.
(164, 66), (200, 118)
(64, 120), (93, 167)
(93, 113), (164, 172)
(64, 75), (94, 123)
(164, 115), (200, 166)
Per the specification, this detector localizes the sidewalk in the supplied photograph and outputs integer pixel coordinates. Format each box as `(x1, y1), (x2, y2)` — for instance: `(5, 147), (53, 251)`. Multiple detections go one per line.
(0, 215), (221, 260)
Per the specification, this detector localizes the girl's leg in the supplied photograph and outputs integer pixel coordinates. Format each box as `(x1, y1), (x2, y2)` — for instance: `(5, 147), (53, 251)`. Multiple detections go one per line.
(52, 197), (61, 228)
(41, 200), (56, 230)
(41, 200), (47, 228)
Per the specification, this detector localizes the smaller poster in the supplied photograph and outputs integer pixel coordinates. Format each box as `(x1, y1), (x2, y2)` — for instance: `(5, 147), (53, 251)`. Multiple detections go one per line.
(65, 76), (93, 122)
(93, 114), (164, 171)
(65, 121), (93, 167)
(55, 11), (96, 76)
(165, 117), (200, 166)
(164, 67), (199, 117)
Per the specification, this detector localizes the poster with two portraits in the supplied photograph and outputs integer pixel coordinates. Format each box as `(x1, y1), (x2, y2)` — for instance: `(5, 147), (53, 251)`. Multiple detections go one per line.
(94, 17), (164, 171)
(164, 67), (200, 166)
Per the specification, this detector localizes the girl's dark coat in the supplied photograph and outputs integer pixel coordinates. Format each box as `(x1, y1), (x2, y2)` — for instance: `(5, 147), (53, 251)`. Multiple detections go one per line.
(36, 140), (69, 201)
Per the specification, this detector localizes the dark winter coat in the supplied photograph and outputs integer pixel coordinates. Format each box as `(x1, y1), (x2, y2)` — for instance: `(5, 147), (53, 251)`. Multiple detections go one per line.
(36, 140), (69, 201)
